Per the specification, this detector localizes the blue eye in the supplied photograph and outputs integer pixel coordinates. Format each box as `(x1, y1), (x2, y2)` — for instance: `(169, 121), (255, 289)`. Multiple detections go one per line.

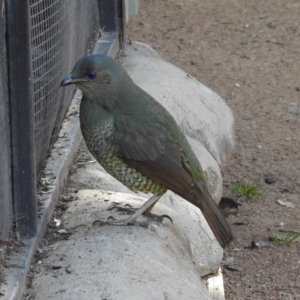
(89, 71), (97, 79)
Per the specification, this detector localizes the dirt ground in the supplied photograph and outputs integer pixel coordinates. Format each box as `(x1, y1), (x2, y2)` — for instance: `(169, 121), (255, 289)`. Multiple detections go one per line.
(127, 0), (300, 299)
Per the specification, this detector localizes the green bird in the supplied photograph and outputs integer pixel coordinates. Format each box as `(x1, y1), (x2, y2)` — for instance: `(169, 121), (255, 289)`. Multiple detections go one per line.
(60, 54), (233, 248)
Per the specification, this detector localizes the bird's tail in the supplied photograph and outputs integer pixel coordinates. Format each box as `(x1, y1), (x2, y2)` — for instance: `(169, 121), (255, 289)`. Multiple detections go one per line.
(195, 183), (233, 248)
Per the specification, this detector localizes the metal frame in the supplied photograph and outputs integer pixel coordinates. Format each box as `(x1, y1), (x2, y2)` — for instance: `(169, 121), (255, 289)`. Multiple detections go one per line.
(98, 0), (126, 52)
(6, 0), (37, 238)
(0, 0), (13, 242)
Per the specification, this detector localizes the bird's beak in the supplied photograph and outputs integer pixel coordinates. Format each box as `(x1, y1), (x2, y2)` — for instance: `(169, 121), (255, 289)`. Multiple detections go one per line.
(60, 74), (74, 87)
(60, 74), (87, 87)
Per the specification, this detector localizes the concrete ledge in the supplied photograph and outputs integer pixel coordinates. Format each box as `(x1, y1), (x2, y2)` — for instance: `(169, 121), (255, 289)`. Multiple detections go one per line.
(31, 190), (215, 300)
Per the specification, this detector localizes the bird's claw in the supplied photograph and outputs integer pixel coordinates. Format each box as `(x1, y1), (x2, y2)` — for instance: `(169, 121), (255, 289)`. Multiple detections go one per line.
(92, 216), (126, 226)
(108, 204), (136, 214)
(160, 214), (173, 224)
(142, 211), (173, 224)
(92, 219), (107, 226)
(92, 214), (172, 228)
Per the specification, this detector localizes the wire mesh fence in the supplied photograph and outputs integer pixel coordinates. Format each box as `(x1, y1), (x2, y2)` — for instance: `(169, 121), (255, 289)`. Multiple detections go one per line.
(29, 0), (101, 174)
(3, 0), (103, 237)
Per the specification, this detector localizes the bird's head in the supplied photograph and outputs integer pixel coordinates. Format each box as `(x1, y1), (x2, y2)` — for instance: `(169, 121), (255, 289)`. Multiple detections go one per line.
(60, 54), (126, 104)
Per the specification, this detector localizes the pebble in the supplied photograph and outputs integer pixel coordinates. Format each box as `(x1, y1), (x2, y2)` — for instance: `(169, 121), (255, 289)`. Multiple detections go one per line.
(264, 173), (276, 184)
(287, 108), (298, 115)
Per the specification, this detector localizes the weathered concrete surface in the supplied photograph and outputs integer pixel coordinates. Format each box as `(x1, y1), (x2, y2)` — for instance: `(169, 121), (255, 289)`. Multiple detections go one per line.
(32, 190), (217, 300)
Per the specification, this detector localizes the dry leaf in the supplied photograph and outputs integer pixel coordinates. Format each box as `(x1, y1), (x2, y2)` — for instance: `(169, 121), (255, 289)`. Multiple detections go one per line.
(278, 199), (295, 209)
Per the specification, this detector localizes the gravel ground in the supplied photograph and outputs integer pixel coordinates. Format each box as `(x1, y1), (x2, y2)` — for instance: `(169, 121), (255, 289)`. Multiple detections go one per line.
(127, 1), (300, 299)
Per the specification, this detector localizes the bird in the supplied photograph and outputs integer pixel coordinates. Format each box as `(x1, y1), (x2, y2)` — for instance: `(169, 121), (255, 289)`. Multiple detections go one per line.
(60, 54), (233, 248)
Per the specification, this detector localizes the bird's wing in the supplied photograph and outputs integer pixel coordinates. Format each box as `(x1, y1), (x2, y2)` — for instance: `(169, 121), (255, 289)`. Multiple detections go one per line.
(112, 92), (233, 248)
(113, 111), (198, 199)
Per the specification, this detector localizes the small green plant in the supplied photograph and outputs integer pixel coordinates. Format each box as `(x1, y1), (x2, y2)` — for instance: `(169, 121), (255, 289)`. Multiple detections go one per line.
(270, 232), (300, 246)
(234, 180), (267, 198)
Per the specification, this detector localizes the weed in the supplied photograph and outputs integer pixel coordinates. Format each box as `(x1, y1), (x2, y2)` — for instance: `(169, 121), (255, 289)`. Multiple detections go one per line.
(269, 232), (300, 246)
(234, 180), (267, 198)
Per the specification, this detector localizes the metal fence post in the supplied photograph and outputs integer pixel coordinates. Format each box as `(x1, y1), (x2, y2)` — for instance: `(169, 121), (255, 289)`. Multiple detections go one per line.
(6, 0), (37, 238)
(98, 0), (126, 50)
(0, 0), (13, 242)
(98, 0), (118, 32)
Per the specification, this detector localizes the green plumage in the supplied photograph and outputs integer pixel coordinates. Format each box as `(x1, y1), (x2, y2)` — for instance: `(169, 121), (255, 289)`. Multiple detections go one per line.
(61, 54), (233, 248)
(79, 85), (166, 195)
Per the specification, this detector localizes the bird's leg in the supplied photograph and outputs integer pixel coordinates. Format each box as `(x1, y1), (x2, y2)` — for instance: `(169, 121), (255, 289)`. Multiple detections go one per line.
(144, 198), (160, 212)
(105, 194), (172, 224)
(93, 193), (172, 227)
(109, 194), (161, 215)
(141, 198), (173, 223)
(109, 196), (161, 215)
(111, 193), (163, 225)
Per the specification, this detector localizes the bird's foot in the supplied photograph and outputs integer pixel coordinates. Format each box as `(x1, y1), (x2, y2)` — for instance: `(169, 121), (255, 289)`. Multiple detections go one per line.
(108, 203), (136, 214)
(92, 210), (172, 229)
(94, 194), (172, 228)
(92, 216), (158, 229)
(108, 203), (173, 223)
(92, 216), (131, 226)
(142, 211), (173, 223)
